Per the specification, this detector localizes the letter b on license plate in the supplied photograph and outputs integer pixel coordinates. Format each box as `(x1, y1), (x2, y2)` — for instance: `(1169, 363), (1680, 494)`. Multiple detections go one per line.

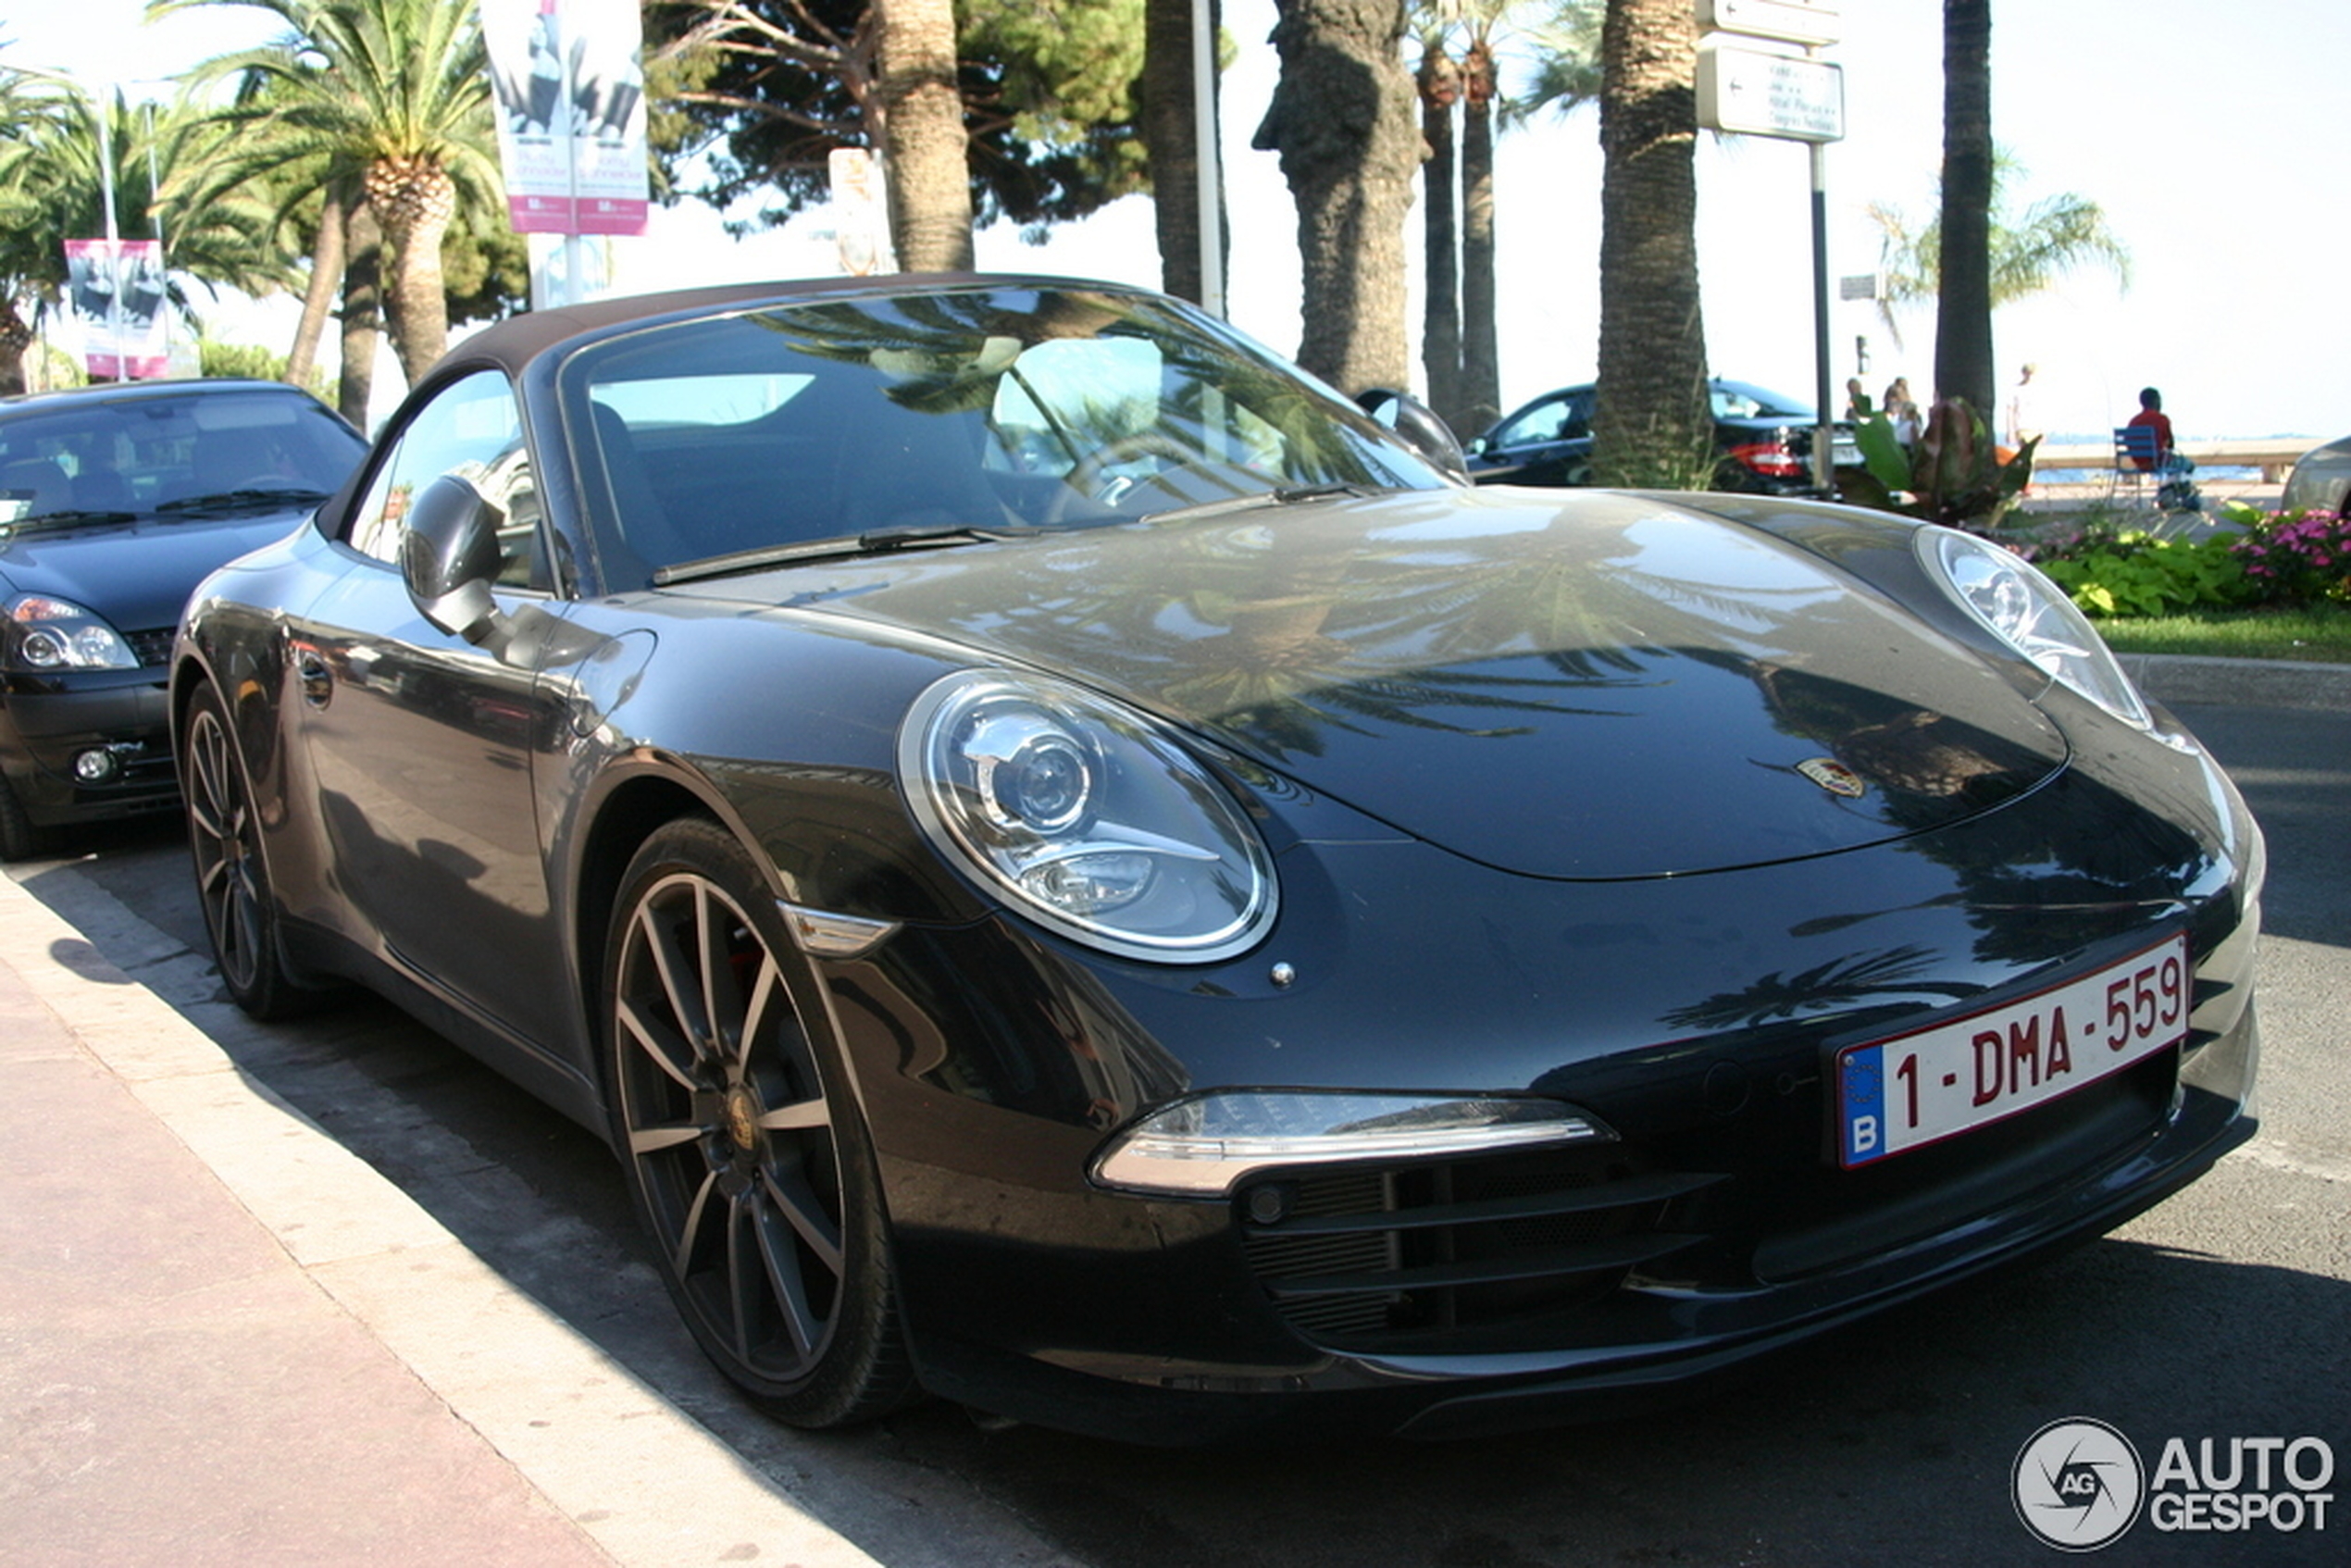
(1837, 935), (2190, 1167)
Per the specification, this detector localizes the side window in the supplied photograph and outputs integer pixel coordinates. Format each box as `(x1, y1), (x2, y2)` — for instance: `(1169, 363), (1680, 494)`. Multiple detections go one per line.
(345, 370), (544, 590)
(1493, 392), (1589, 450)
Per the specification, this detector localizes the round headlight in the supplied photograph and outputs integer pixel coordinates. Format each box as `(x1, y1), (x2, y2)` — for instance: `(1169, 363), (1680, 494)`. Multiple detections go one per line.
(1925, 528), (2150, 728)
(900, 669), (1277, 963)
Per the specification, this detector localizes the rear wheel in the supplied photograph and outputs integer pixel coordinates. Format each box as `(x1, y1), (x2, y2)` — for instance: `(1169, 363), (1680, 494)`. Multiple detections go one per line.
(603, 818), (914, 1427)
(180, 681), (319, 1018)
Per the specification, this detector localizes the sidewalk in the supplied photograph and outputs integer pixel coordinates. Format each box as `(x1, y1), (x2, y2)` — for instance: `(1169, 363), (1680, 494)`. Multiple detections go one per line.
(0, 869), (884, 1568)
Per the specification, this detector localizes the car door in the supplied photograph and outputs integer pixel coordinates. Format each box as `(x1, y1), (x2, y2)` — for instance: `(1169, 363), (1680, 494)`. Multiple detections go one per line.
(289, 367), (575, 1054)
(1473, 389), (1595, 487)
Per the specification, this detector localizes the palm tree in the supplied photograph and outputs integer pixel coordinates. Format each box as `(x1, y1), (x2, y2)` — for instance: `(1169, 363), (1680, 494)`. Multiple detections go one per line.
(1411, 0), (1598, 438)
(1867, 152), (2130, 345)
(0, 72), (299, 391)
(1253, 0), (1420, 395)
(159, 0), (501, 385)
(0, 67), (89, 392)
(1591, 0), (1709, 488)
(1934, 0), (1994, 417)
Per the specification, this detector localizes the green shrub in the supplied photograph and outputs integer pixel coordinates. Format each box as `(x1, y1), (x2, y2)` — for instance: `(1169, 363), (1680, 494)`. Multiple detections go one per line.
(2035, 531), (2250, 617)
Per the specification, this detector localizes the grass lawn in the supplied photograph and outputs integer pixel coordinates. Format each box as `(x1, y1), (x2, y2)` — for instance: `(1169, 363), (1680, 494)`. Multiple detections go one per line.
(2092, 604), (2351, 663)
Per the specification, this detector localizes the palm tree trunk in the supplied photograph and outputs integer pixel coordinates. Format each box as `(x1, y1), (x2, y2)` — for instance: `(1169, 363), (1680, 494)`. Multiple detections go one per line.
(367, 155), (458, 386)
(1593, 0), (1710, 489)
(875, 0), (974, 272)
(1459, 37), (1500, 437)
(339, 200), (384, 429)
(1418, 43), (1462, 428)
(285, 184), (347, 391)
(1252, 0), (1418, 395)
(0, 299), (32, 398)
(1934, 0), (1996, 418)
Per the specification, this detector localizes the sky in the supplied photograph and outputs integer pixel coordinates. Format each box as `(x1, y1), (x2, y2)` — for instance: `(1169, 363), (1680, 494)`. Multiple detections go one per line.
(5, 0), (2347, 444)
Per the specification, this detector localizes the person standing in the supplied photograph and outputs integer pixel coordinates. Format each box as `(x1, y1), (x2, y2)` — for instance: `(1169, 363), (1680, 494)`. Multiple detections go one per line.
(2005, 363), (2046, 450)
(1883, 377), (1921, 447)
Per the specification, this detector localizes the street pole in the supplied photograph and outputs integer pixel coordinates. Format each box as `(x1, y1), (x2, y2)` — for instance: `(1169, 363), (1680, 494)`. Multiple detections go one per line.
(1191, 0), (1225, 317)
(1810, 121), (1833, 492)
(93, 93), (127, 381)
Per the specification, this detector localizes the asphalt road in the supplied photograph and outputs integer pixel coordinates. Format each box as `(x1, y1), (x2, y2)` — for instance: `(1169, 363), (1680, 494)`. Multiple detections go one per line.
(12, 697), (2345, 1568)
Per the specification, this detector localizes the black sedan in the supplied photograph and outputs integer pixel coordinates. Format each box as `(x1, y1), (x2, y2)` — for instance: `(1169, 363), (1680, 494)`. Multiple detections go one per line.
(1467, 378), (1860, 493)
(0, 378), (367, 858)
(173, 276), (2261, 1444)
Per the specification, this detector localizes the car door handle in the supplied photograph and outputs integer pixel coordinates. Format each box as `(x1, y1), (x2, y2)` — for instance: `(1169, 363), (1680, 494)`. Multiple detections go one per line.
(297, 650), (333, 708)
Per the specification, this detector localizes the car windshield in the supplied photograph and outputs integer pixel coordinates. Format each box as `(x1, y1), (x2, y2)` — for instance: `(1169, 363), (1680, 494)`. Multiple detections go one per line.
(0, 389), (364, 527)
(1710, 382), (1814, 421)
(560, 285), (1449, 585)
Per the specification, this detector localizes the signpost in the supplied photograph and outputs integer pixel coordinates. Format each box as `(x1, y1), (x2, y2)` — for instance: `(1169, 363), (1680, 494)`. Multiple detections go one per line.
(483, 0), (650, 307)
(1695, 1), (1846, 492)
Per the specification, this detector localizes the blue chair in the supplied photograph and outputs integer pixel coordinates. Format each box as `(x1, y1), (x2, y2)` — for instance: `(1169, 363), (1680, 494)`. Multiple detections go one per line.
(2112, 425), (2164, 505)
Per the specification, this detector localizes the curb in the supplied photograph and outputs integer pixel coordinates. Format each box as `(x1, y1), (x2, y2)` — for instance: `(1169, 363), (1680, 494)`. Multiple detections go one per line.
(2125, 653), (2351, 713)
(0, 868), (886, 1568)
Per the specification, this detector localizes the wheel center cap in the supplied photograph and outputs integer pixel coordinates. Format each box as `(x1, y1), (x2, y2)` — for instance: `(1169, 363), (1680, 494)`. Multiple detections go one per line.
(724, 1087), (760, 1151)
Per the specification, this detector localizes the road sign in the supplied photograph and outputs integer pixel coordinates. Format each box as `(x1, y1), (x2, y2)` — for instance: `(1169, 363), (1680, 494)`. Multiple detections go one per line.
(1698, 0), (1843, 48)
(1697, 43), (1845, 143)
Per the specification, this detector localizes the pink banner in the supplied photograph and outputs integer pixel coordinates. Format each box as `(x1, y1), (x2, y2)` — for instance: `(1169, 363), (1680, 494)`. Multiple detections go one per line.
(63, 239), (169, 380)
(484, 0), (648, 238)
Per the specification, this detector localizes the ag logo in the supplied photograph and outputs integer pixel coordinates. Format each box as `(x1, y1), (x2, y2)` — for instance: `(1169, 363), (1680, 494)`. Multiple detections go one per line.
(2014, 1417), (2146, 1551)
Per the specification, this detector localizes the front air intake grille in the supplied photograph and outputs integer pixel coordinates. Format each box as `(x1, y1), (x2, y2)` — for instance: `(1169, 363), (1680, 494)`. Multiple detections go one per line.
(1238, 1152), (1723, 1352)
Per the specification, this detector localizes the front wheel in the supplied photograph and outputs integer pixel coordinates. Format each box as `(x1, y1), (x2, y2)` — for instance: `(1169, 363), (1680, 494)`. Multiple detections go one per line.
(603, 818), (914, 1427)
(180, 680), (323, 1018)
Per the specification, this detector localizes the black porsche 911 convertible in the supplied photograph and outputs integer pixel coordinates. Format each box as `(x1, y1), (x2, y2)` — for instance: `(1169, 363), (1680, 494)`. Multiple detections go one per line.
(172, 275), (2261, 1444)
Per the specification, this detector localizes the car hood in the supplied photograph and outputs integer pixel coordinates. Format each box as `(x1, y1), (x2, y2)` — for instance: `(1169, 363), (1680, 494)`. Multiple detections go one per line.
(0, 508), (314, 632)
(696, 488), (2070, 879)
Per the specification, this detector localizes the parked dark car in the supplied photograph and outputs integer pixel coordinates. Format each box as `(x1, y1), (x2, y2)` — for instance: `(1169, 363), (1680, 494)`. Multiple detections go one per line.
(0, 378), (367, 858)
(174, 277), (2260, 1445)
(1467, 378), (1860, 493)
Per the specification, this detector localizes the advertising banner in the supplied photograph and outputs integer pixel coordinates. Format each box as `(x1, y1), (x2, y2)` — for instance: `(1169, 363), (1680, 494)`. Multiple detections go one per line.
(483, 0), (649, 236)
(62, 239), (169, 380)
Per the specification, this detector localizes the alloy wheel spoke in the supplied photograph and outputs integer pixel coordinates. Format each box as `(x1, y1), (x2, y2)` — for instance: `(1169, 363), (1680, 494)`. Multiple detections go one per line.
(670, 1167), (719, 1281)
(735, 951), (783, 1075)
(616, 990), (701, 1092)
(636, 897), (714, 1060)
(747, 1188), (823, 1356)
(759, 1164), (844, 1279)
(757, 1097), (827, 1134)
(628, 1120), (706, 1154)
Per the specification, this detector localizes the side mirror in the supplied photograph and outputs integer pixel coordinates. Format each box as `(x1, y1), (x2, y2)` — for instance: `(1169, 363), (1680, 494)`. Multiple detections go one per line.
(1355, 388), (1470, 482)
(401, 474), (509, 650)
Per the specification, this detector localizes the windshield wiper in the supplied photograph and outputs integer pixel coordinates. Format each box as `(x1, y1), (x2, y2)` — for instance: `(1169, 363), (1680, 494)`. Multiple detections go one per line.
(1135, 480), (1386, 525)
(653, 521), (1037, 587)
(156, 487), (332, 515)
(0, 507), (140, 533)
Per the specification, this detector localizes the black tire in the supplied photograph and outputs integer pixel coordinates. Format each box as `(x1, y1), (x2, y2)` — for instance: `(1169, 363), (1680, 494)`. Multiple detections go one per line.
(603, 818), (915, 1427)
(180, 680), (320, 1019)
(0, 771), (49, 863)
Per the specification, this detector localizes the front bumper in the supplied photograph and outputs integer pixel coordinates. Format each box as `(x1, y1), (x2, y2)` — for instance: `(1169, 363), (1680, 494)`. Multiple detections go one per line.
(0, 669), (180, 828)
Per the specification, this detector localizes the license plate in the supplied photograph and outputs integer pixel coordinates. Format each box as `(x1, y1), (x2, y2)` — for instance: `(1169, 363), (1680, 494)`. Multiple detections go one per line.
(1835, 935), (2190, 1167)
